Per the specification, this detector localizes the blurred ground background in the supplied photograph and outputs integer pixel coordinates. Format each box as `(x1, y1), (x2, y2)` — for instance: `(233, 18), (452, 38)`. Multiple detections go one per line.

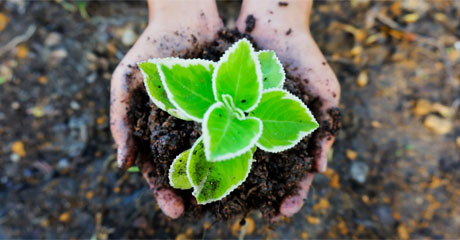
(1, 0), (459, 239)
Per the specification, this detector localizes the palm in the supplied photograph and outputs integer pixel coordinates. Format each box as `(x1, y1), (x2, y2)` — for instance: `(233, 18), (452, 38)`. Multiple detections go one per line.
(110, 2), (222, 218)
(235, 1), (340, 217)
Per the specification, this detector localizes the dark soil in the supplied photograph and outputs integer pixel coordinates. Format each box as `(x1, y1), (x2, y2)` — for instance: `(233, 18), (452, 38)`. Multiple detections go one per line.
(244, 15), (256, 33)
(130, 29), (321, 219)
(2, 1), (459, 239)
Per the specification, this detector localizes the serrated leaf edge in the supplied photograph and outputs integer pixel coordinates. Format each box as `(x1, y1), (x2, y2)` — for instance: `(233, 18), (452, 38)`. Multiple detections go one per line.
(138, 59), (191, 120)
(156, 58), (216, 122)
(168, 149), (192, 190)
(187, 137), (255, 205)
(203, 102), (263, 162)
(255, 89), (319, 153)
(194, 157), (253, 205)
(257, 50), (286, 89)
(211, 38), (263, 112)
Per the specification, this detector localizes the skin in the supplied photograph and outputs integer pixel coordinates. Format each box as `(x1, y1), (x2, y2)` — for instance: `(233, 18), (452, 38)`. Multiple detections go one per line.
(110, 0), (340, 219)
(110, 0), (222, 218)
(236, 0), (340, 217)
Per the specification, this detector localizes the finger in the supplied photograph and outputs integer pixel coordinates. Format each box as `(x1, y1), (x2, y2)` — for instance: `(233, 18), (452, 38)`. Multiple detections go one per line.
(110, 63), (143, 169)
(315, 134), (335, 173)
(279, 173), (314, 217)
(269, 214), (282, 223)
(110, 30), (155, 169)
(140, 160), (184, 219)
(297, 35), (340, 173)
(236, 0), (311, 33)
(153, 188), (185, 219)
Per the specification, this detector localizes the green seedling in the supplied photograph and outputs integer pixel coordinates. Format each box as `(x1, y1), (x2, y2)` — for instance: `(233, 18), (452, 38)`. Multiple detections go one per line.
(139, 39), (318, 204)
(127, 166), (139, 172)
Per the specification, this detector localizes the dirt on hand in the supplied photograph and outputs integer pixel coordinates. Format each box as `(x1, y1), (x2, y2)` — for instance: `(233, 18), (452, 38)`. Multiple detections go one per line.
(1, 1), (459, 239)
(130, 29), (323, 220)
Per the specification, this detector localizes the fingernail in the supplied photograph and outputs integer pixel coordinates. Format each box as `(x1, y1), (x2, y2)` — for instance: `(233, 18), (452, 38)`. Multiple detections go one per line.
(117, 150), (125, 168)
(117, 146), (135, 170)
(279, 195), (304, 217)
(319, 155), (328, 172)
(270, 214), (282, 223)
(154, 188), (184, 219)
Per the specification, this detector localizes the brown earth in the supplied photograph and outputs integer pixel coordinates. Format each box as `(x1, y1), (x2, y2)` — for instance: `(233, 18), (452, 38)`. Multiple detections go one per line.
(0, 1), (459, 239)
(130, 29), (322, 220)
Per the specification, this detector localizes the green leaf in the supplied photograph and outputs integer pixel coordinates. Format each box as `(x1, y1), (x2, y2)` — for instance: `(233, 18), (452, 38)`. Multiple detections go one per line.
(251, 145), (257, 154)
(258, 50), (285, 89)
(203, 102), (262, 161)
(76, 0), (89, 19)
(187, 138), (253, 204)
(138, 61), (190, 120)
(158, 59), (216, 122)
(127, 166), (139, 172)
(168, 149), (192, 189)
(250, 89), (319, 152)
(213, 38), (262, 112)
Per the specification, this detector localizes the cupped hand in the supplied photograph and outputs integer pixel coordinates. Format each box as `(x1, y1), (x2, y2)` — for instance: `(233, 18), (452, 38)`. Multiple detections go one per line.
(110, 0), (223, 218)
(236, 0), (341, 217)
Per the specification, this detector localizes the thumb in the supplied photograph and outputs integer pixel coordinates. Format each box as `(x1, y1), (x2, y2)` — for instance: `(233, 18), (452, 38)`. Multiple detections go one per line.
(110, 64), (143, 169)
(140, 160), (184, 219)
(279, 173), (314, 216)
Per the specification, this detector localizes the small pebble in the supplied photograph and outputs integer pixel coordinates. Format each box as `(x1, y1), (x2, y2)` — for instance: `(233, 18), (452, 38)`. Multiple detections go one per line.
(11, 141), (26, 157)
(38, 76), (48, 84)
(346, 149), (358, 160)
(0, 65), (13, 81)
(413, 99), (432, 116)
(58, 212), (71, 222)
(432, 103), (455, 118)
(16, 44), (28, 59)
(403, 13), (419, 23)
(350, 161), (369, 184)
(424, 115), (453, 135)
(50, 49), (68, 63)
(44, 32), (62, 46)
(371, 120), (383, 128)
(306, 216), (321, 225)
(121, 26), (137, 46)
(1, 176), (8, 184)
(86, 73), (97, 84)
(356, 70), (368, 87)
(70, 101), (80, 110)
(57, 158), (70, 170)
(10, 153), (20, 162)
(29, 106), (45, 117)
(454, 41), (460, 50)
(11, 102), (20, 110)
(0, 13), (9, 32)
(301, 231), (309, 239)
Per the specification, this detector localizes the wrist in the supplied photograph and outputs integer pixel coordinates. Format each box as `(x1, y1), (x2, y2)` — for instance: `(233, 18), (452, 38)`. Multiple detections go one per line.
(147, 0), (220, 25)
(239, 0), (313, 30)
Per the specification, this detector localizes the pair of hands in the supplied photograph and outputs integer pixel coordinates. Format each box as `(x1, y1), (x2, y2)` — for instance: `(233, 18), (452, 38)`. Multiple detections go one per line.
(110, 0), (340, 219)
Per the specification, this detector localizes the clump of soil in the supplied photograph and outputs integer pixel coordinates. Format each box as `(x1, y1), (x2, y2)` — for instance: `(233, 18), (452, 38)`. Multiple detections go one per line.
(130, 29), (320, 220)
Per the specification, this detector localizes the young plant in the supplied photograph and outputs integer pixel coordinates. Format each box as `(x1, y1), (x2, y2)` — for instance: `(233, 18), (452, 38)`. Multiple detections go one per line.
(138, 39), (319, 204)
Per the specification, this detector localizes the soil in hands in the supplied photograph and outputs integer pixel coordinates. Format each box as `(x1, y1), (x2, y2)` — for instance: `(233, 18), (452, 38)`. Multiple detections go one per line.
(130, 29), (319, 220)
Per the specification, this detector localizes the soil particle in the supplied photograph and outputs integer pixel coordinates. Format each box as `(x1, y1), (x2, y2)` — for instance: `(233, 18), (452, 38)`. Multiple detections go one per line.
(130, 29), (321, 220)
(278, 2), (289, 7)
(245, 15), (256, 33)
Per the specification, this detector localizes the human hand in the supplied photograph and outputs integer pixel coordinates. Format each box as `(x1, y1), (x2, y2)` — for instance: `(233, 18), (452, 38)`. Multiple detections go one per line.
(110, 0), (223, 218)
(236, 0), (341, 217)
